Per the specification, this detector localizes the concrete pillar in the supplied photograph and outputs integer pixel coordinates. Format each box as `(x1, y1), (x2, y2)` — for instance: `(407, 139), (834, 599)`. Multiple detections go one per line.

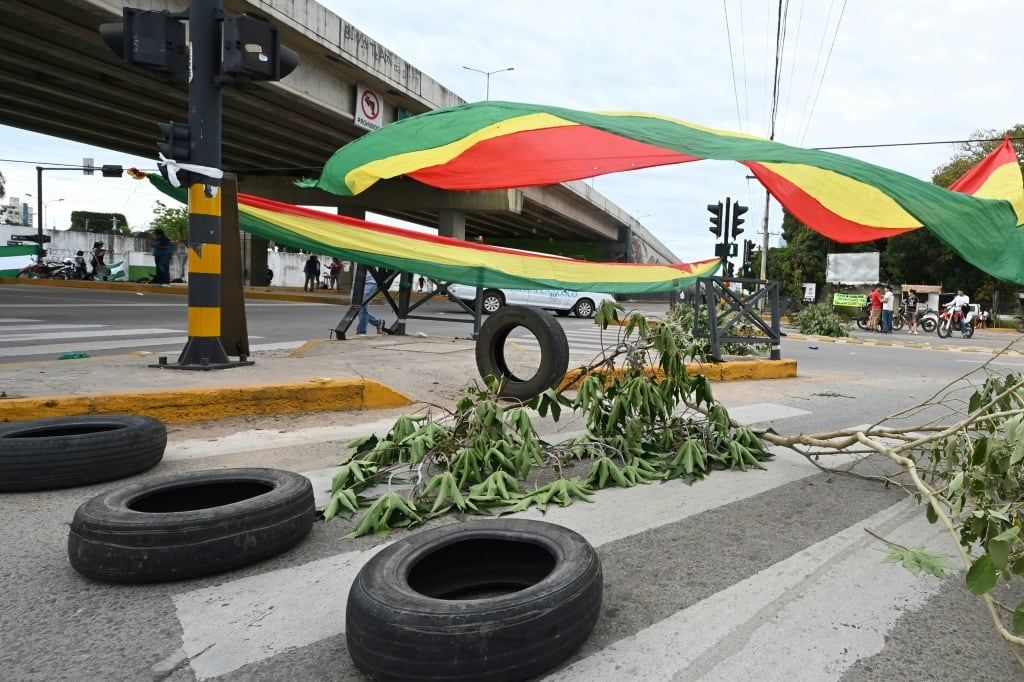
(438, 209), (466, 241)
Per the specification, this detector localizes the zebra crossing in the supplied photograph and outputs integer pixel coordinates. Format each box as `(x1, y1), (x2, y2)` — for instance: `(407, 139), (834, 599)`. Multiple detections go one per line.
(511, 322), (636, 357)
(0, 316), (187, 359)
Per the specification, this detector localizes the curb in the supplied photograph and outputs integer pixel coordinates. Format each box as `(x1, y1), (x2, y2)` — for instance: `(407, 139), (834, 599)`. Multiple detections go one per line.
(0, 379), (414, 424)
(559, 358), (797, 389)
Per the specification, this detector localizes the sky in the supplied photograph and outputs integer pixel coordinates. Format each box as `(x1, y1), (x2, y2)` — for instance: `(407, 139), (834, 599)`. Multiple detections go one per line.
(2, 0), (1022, 264)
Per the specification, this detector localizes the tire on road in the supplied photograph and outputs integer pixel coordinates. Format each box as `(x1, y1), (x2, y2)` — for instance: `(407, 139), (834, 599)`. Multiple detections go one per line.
(481, 289), (505, 315)
(921, 316), (937, 333)
(475, 305), (570, 401)
(67, 467), (315, 583)
(346, 518), (603, 682)
(572, 298), (596, 318)
(0, 414), (166, 492)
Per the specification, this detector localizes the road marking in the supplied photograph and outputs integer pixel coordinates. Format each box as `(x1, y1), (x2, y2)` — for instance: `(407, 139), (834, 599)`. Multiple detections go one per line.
(173, 449), (820, 679)
(0, 336), (189, 357)
(0, 327), (183, 343)
(542, 499), (951, 681)
(727, 402), (811, 423)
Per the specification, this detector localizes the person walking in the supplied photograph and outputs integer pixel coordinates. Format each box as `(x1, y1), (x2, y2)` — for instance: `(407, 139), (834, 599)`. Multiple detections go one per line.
(72, 250), (89, 280)
(905, 288), (920, 334)
(90, 241), (108, 281)
(353, 264), (386, 335)
(868, 285), (882, 332)
(329, 257), (341, 290)
(881, 285), (895, 334)
(303, 254), (321, 292)
(151, 228), (172, 286)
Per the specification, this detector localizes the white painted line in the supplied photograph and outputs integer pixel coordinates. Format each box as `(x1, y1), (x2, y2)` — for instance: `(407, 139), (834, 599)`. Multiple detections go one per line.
(727, 402), (811, 424)
(0, 327), (184, 343)
(173, 452), (820, 679)
(0, 336), (188, 357)
(542, 500), (952, 681)
(0, 323), (105, 331)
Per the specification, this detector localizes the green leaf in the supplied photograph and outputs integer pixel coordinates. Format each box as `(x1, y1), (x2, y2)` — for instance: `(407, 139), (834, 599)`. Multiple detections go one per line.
(881, 545), (959, 579)
(948, 471), (964, 493)
(966, 555), (999, 595)
(925, 502), (938, 524)
(1014, 603), (1024, 635)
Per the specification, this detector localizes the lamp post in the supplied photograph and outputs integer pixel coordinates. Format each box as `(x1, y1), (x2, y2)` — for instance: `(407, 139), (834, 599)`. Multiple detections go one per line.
(44, 198), (64, 230)
(462, 65), (514, 101)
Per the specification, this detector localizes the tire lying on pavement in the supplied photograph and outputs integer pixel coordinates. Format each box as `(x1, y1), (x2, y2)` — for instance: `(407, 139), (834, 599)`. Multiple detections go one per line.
(475, 304), (570, 401)
(0, 414), (166, 492)
(346, 518), (603, 682)
(68, 468), (315, 583)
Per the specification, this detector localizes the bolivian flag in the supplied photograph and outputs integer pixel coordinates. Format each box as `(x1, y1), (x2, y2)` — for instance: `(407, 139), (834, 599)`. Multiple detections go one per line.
(310, 101), (1024, 285)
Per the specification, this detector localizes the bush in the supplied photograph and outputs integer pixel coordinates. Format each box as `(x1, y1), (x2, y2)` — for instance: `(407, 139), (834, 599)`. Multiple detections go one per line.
(793, 303), (849, 337)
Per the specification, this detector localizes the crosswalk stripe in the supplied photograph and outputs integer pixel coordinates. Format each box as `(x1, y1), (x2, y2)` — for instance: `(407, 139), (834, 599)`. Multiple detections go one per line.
(0, 336), (188, 357)
(173, 450), (822, 679)
(0, 327), (183, 343)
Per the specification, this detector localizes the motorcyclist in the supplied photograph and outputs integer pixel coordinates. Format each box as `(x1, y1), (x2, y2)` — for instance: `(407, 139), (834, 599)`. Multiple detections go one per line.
(948, 289), (971, 335)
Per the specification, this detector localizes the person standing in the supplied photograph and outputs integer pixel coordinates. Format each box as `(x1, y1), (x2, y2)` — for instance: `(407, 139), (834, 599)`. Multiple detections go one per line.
(353, 264), (386, 335)
(868, 285), (882, 332)
(151, 228), (172, 286)
(905, 288), (920, 334)
(881, 285), (895, 334)
(329, 257), (341, 290)
(72, 250), (88, 280)
(303, 254), (320, 292)
(950, 288), (971, 334)
(90, 241), (108, 281)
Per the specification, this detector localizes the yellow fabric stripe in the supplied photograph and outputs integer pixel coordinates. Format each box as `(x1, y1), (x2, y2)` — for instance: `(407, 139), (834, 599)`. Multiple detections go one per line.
(759, 162), (923, 229)
(595, 111), (763, 140)
(189, 184), (222, 217)
(347, 113), (578, 194)
(970, 163), (1024, 224)
(188, 244), (222, 275)
(241, 204), (704, 284)
(187, 307), (221, 337)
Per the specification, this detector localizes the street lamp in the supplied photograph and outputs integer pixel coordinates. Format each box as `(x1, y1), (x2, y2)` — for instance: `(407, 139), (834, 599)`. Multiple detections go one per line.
(45, 198), (64, 230)
(462, 65), (514, 101)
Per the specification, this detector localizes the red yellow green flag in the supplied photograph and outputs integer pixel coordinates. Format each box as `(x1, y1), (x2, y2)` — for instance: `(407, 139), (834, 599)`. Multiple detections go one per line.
(309, 101), (1024, 284)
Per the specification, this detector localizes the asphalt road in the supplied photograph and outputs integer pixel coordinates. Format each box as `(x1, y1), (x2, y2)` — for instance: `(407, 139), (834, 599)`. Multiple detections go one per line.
(3, 285), (1024, 680)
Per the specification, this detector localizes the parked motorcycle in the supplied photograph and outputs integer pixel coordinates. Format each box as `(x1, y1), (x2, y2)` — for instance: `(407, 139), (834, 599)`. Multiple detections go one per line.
(17, 257), (72, 280)
(855, 301), (904, 331)
(937, 304), (974, 339)
(918, 307), (939, 334)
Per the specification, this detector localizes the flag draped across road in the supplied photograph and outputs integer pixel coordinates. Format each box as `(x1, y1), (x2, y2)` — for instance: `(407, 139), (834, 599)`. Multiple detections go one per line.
(308, 101), (1024, 285)
(142, 175), (719, 294)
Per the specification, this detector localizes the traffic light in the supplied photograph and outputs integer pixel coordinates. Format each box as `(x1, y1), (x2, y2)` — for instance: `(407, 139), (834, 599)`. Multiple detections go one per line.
(708, 201), (724, 238)
(99, 9), (188, 82)
(731, 201), (748, 238)
(222, 15), (300, 82)
(742, 239), (753, 267)
(157, 122), (192, 186)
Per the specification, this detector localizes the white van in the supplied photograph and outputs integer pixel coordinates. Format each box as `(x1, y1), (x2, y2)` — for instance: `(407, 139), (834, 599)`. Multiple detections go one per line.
(447, 284), (616, 318)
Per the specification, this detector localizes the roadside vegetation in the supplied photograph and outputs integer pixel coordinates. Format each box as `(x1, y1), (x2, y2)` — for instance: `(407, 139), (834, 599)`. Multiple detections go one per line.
(321, 300), (1024, 666)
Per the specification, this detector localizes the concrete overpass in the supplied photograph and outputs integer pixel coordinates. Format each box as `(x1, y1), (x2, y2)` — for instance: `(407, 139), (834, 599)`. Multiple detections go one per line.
(1, 0), (676, 264)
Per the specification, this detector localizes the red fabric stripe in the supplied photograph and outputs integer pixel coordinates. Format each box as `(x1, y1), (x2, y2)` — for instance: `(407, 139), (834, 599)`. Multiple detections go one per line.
(947, 137), (1017, 195)
(409, 125), (699, 190)
(743, 163), (919, 243)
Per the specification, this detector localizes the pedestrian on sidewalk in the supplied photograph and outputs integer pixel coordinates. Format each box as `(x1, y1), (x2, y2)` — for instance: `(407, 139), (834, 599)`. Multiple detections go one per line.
(881, 285), (894, 333)
(353, 264), (386, 335)
(868, 285), (882, 331)
(303, 254), (321, 292)
(905, 289), (920, 334)
(151, 229), (172, 286)
(329, 257), (341, 290)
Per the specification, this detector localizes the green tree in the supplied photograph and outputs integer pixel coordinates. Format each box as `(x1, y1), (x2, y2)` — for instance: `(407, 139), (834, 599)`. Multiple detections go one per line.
(149, 201), (188, 241)
(70, 210), (131, 233)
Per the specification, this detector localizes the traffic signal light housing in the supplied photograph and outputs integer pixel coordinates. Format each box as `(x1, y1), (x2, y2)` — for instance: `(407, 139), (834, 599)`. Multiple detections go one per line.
(222, 15), (300, 82)
(99, 9), (188, 82)
(707, 201), (724, 238)
(731, 201), (748, 238)
(157, 122), (193, 186)
(742, 239), (753, 267)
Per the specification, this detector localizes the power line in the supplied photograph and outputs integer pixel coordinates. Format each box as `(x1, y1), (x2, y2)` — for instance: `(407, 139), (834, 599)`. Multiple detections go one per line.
(722, 0), (744, 132)
(797, 0), (848, 146)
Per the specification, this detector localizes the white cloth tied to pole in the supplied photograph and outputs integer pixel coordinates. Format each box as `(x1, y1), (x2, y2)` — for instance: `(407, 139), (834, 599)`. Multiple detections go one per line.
(158, 153), (225, 188)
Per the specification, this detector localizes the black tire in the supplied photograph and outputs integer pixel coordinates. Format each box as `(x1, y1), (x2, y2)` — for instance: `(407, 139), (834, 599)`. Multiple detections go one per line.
(572, 298), (596, 318)
(921, 316), (937, 333)
(856, 316), (868, 330)
(67, 468), (315, 583)
(963, 323), (975, 339)
(937, 318), (952, 338)
(475, 305), (570, 401)
(346, 519), (603, 682)
(1015, 319), (1024, 334)
(0, 415), (166, 492)
(481, 289), (505, 315)
(891, 314), (904, 331)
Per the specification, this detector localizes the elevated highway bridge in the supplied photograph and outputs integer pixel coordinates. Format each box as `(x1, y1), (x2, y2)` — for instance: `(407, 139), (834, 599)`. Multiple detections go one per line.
(1, 0), (678, 267)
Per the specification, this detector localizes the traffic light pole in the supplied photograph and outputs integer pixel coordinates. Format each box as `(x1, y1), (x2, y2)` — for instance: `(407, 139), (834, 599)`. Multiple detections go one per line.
(162, 0), (251, 371)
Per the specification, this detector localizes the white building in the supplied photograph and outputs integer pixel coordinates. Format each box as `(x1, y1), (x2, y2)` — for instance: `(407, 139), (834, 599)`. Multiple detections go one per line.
(1, 196), (33, 227)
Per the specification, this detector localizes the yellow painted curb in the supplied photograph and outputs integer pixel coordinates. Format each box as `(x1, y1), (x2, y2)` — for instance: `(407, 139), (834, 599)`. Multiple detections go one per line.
(0, 379), (413, 424)
(558, 358), (797, 389)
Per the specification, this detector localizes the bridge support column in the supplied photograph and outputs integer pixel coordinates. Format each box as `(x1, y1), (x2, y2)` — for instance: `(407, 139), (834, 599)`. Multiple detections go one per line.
(438, 209), (465, 241)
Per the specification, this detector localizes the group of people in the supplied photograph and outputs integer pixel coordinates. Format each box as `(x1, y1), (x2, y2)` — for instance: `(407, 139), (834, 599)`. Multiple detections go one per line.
(866, 285), (981, 335)
(68, 229), (173, 285)
(303, 255), (345, 291)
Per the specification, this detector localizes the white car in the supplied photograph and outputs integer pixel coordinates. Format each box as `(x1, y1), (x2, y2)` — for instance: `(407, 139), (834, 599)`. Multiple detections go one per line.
(447, 284), (616, 318)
